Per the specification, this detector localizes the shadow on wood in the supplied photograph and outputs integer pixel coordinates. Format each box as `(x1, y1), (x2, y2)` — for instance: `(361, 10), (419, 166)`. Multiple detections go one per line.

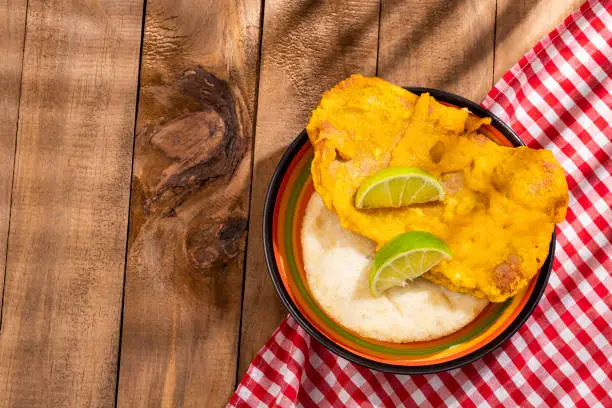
(238, 0), (379, 380)
(236, 145), (289, 378)
(117, 1), (261, 406)
(0, 0), (28, 332)
(379, 0), (495, 101)
(435, 0), (545, 94)
(0, 0), (143, 406)
(494, 0), (583, 80)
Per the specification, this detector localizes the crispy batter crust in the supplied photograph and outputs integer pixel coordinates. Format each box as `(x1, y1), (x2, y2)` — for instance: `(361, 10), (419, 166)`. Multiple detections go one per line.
(307, 75), (569, 302)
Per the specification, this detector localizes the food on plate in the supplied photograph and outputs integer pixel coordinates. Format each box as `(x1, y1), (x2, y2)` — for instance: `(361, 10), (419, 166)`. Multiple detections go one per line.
(306, 74), (568, 303)
(302, 194), (489, 343)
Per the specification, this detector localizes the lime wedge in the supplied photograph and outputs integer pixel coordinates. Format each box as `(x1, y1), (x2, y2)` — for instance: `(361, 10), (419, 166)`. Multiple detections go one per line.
(355, 167), (445, 209)
(369, 231), (452, 297)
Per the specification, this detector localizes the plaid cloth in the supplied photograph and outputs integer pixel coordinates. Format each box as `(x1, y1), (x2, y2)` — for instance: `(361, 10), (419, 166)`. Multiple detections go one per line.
(230, 1), (612, 406)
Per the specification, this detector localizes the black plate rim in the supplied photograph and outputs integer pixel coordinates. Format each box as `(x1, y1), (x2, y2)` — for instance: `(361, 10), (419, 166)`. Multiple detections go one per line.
(262, 87), (555, 374)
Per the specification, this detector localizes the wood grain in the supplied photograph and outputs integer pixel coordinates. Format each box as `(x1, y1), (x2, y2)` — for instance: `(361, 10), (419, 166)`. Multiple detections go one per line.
(494, 0), (583, 81)
(0, 0), (143, 406)
(116, 1), (261, 406)
(0, 0), (28, 327)
(238, 0), (380, 379)
(378, 0), (496, 102)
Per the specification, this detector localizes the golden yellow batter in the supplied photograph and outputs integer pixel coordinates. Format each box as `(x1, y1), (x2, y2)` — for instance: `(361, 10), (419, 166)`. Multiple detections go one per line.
(307, 75), (568, 302)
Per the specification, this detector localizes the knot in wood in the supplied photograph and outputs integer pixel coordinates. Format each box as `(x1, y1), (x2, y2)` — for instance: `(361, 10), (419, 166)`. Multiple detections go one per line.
(186, 216), (247, 271)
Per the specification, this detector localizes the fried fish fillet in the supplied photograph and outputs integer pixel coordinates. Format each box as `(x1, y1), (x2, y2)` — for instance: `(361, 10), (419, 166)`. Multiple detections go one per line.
(306, 75), (568, 302)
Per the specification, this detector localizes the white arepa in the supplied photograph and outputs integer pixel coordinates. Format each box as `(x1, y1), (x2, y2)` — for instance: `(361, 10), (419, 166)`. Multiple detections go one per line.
(301, 193), (489, 342)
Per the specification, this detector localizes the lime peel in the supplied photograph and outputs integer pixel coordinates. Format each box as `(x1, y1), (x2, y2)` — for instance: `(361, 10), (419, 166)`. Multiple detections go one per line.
(355, 167), (445, 209)
(369, 231), (452, 297)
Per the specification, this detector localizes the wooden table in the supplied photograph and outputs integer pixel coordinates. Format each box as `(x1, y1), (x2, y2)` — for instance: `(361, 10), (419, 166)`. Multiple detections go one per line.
(0, 0), (582, 406)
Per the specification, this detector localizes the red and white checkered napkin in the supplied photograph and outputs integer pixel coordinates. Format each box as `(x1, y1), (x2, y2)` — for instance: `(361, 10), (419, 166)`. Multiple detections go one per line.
(230, 1), (612, 406)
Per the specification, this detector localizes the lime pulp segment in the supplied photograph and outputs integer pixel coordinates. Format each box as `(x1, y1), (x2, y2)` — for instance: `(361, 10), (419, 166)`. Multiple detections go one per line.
(355, 167), (445, 209)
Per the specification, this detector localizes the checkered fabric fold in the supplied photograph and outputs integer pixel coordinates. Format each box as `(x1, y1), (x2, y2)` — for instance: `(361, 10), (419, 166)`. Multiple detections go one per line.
(229, 1), (612, 406)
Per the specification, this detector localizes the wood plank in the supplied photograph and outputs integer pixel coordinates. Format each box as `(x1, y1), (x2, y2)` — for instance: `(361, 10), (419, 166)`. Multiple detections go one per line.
(0, 0), (28, 327)
(0, 0), (143, 406)
(494, 0), (584, 82)
(116, 0), (261, 406)
(238, 0), (380, 379)
(378, 0), (496, 102)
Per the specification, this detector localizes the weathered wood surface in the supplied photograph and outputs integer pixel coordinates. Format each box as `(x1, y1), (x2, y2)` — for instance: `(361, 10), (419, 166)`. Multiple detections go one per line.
(0, 0), (585, 406)
(0, 0), (28, 328)
(238, 0), (381, 380)
(494, 0), (584, 81)
(116, 0), (261, 406)
(0, 0), (143, 406)
(378, 0), (496, 102)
